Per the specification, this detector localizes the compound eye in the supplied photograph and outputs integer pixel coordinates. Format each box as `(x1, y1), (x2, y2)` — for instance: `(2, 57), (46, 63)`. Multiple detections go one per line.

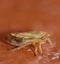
(40, 36), (45, 40)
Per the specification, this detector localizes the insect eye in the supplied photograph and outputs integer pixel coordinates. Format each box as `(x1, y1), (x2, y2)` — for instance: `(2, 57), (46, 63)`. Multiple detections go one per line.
(40, 36), (45, 40)
(27, 38), (33, 40)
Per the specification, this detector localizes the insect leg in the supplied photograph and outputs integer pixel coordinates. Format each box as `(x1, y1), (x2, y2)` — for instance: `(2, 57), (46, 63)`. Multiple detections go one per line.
(34, 45), (38, 56)
(47, 38), (53, 45)
(31, 43), (38, 56)
(11, 43), (30, 51)
(38, 43), (43, 55)
(10, 46), (22, 51)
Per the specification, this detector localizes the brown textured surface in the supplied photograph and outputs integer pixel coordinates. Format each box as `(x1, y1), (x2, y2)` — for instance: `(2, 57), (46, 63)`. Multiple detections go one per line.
(0, 0), (60, 64)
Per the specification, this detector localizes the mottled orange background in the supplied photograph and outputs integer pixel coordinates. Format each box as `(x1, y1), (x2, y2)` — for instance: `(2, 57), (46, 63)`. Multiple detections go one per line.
(0, 0), (60, 64)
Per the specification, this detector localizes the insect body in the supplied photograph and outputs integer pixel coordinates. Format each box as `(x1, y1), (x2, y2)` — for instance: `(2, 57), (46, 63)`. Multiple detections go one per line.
(5, 31), (53, 56)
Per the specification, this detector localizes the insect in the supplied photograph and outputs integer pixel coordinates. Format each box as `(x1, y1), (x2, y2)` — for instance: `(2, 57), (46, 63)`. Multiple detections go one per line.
(5, 31), (53, 56)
